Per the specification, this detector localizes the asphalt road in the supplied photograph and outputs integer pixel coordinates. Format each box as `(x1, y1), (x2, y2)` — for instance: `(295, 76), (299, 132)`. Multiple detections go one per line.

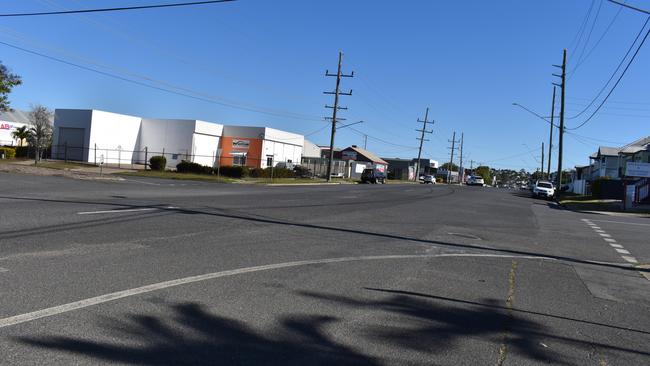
(1, 172), (649, 365)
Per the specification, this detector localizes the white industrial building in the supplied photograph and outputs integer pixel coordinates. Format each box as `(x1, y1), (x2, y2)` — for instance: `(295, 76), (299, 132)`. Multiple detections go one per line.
(0, 110), (32, 146)
(52, 109), (302, 170)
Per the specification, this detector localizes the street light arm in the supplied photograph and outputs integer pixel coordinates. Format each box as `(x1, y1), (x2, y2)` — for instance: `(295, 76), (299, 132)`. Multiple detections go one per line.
(512, 103), (560, 128)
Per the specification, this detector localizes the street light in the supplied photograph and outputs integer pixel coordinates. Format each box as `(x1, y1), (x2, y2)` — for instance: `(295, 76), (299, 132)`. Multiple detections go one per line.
(512, 103), (559, 128)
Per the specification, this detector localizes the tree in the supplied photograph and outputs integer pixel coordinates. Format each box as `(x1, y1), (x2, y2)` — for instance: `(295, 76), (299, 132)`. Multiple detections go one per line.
(475, 165), (491, 183)
(27, 105), (53, 164)
(0, 62), (22, 112)
(11, 125), (30, 147)
(440, 162), (459, 172)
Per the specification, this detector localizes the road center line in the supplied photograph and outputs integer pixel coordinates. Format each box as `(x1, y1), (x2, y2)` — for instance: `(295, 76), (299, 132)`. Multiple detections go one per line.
(0, 253), (549, 329)
(615, 249), (631, 255)
(610, 244), (623, 248)
(77, 207), (177, 215)
(599, 233), (612, 238)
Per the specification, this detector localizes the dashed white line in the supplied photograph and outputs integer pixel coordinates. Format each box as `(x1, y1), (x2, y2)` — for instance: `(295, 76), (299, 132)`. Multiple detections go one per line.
(0, 267), (8, 273)
(598, 233), (612, 238)
(610, 244), (623, 249)
(590, 219), (650, 227)
(621, 256), (638, 264)
(594, 229), (606, 233)
(603, 238), (617, 243)
(591, 226), (602, 230)
(615, 249), (631, 255)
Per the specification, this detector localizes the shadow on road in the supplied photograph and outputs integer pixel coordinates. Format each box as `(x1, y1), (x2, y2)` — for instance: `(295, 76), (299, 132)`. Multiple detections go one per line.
(16, 302), (379, 366)
(17, 290), (650, 364)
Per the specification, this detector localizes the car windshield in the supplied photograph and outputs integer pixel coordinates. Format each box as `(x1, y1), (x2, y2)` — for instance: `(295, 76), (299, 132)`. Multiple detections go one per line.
(538, 182), (553, 188)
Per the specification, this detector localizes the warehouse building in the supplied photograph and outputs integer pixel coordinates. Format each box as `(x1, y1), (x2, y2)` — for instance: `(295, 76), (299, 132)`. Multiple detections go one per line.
(340, 145), (388, 179)
(0, 110), (32, 146)
(52, 109), (302, 169)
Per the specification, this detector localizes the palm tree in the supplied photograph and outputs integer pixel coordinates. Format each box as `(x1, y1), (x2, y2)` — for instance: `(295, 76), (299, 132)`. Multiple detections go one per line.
(10, 125), (30, 147)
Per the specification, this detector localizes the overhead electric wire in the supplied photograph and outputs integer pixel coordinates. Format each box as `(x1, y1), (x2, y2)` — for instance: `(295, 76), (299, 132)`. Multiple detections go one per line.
(0, 0), (236, 17)
(347, 127), (417, 150)
(568, 0), (597, 55)
(481, 147), (541, 164)
(567, 15), (650, 120)
(0, 39), (324, 121)
(607, 0), (650, 15)
(572, 3), (623, 72)
(572, 0), (604, 71)
(567, 18), (650, 130)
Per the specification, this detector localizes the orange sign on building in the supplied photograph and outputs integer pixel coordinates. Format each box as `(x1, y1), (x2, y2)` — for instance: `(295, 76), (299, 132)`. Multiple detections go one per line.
(219, 136), (263, 168)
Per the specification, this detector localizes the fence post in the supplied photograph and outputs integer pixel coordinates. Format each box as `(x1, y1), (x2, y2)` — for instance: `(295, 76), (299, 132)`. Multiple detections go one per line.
(144, 147), (148, 170)
(94, 144), (97, 165)
(64, 142), (68, 163)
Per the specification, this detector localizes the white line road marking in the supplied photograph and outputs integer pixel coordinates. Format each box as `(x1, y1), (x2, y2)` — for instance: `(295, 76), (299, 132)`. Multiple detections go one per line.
(621, 256), (638, 264)
(594, 230), (606, 233)
(604, 238), (617, 243)
(0, 267), (8, 273)
(581, 219), (591, 222)
(615, 249), (631, 255)
(0, 253), (552, 329)
(610, 244), (624, 248)
(591, 226), (602, 230)
(590, 219), (650, 227)
(599, 233), (612, 238)
(77, 207), (178, 215)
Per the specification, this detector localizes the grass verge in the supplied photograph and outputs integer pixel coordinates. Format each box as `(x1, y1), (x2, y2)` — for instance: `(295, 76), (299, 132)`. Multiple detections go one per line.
(32, 161), (98, 170)
(120, 170), (237, 183)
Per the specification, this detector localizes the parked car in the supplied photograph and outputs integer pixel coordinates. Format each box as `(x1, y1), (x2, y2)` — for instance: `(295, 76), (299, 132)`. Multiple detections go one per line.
(466, 176), (485, 186)
(421, 175), (436, 184)
(360, 168), (386, 184)
(532, 180), (555, 199)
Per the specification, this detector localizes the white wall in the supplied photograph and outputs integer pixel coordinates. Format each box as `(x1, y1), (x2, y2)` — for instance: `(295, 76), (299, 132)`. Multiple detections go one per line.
(88, 110), (142, 164)
(261, 127), (303, 168)
(139, 119), (223, 169)
(139, 119), (194, 168)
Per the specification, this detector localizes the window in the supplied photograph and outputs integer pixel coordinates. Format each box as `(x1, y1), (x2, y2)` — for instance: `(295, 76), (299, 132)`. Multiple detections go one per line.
(232, 153), (246, 166)
(267, 156), (273, 167)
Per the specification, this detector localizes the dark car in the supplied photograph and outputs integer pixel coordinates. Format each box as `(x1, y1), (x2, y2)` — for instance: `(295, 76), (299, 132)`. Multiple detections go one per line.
(360, 168), (386, 184)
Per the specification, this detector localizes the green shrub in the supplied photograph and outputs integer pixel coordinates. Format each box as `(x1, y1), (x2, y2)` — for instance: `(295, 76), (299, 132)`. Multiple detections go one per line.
(218, 165), (249, 178)
(149, 156), (167, 171)
(14, 146), (29, 158)
(176, 160), (213, 174)
(269, 167), (294, 178)
(248, 167), (267, 178)
(0, 147), (16, 159)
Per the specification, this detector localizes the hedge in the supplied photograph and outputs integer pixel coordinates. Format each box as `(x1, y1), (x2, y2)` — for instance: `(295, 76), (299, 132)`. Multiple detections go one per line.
(217, 166), (249, 178)
(0, 147), (16, 159)
(14, 146), (29, 158)
(176, 160), (213, 175)
(149, 156), (167, 171)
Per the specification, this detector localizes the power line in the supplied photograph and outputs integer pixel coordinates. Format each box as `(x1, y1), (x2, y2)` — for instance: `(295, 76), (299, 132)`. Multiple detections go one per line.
(572, 3), (623, 72)
(348, 127), (416, 150)
(0, 0), (236, 17)
(0, 39), (324, 121)
(567, 20), (650, 130)
(607, 0), (650, 15)
(568, 0), (597, 54)
(572, 0), (604, 72)
(567, 16), (650, 120)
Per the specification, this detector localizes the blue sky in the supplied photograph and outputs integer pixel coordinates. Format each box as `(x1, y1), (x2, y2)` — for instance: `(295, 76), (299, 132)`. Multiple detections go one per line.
(1, 0), (648, 171)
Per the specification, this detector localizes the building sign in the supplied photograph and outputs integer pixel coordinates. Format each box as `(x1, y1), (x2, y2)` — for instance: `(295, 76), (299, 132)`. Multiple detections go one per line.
(342, 151), (357, 160)
(626, 162), (650, 178)
(1, 123), (14, 130)
(232, 139), (250, 150)
(375, 164), (386, 173)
